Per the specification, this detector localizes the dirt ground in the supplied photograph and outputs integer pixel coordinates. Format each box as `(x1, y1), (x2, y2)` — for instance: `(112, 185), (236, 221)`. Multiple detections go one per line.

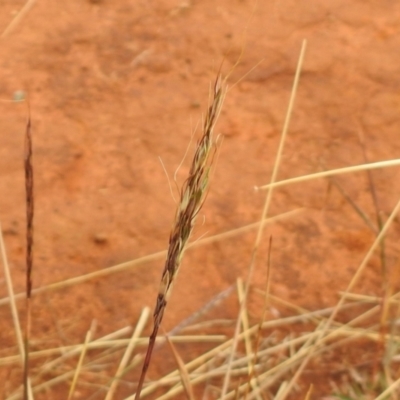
(1, 1), (400, 399)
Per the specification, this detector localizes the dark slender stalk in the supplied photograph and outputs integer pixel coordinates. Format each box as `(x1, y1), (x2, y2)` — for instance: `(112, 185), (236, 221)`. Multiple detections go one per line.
(23, 115), (34, 400)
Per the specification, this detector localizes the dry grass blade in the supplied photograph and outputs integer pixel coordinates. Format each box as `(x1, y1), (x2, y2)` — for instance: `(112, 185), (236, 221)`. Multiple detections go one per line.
(23, 114), (34, 400)
(337, 291), (400, 304)
(165, 336), (195, 400)
(0, 209), (301, 308)
(256, 158), (400, 191)
(67, 321), (96, 400)
(303, 384), (313, 400)
(0, 335), (226, 367)
(249, 236), (272, 396)
(134, 74), (226, 399)
(275, 382), (288, 398)
(236, 278), (260, 399)
(1, 0), (36, 38)
(0, 225), (24, 361)
(0, 225), (34, 399)
(105, 307), (150, 400)
(220, 39), (307, 399)
(0, 225), (33, 399)
(375, 376), (400, 400)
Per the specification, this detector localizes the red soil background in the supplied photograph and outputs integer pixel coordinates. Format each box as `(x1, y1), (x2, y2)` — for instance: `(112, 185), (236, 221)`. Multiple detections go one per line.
(1, 1), (400, 398)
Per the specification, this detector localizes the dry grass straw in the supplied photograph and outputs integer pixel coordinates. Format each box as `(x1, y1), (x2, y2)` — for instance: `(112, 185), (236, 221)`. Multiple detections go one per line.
(1, 0), (36, 38)
(236, 278), (257, 396)
(375, 378), (400, 400)
(0, 335), (226, 368)
(68, 320), (96, 400)
(0, 225), (34, 399)
(255, 158), (400, 191)
(0, 209), (300, 308)
(220, 38), (307, 399)
(165, 336), (195, 400)
(105, 307), (150, 400)
(0, 226), (25, 367)
(303, 385), (313, 400)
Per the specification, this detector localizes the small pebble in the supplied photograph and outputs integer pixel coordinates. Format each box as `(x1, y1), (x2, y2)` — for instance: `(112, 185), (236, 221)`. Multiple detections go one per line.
(93, 233), (108, 245)
(13, 90), (26, 102)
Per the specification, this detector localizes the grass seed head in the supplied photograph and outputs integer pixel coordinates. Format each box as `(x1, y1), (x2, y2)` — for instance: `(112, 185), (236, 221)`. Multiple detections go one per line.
(134, 74), (226, 400)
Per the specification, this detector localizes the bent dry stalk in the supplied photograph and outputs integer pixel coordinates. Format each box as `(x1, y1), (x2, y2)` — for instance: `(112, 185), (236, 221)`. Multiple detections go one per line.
(134, 76), (226, 399)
